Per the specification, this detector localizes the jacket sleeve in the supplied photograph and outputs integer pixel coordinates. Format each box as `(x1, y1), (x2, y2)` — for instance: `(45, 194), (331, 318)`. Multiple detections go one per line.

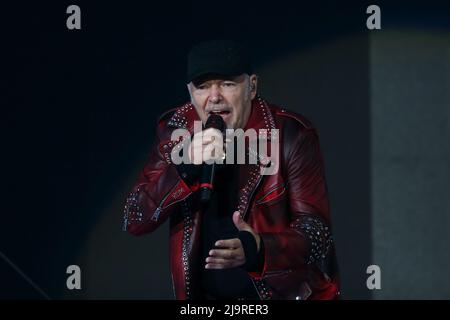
(256, 127), (333, 276)
(122, 122), (193, 236)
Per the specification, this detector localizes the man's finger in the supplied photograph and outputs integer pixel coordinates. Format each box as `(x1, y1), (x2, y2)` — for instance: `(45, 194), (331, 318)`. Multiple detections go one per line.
(205, 260), (244, 269)
(202, 128), (222, 137)
(209, 249), (238, 259)
(205, 263), (228, 269)
(215, 238), (241, 249)
(206, 257), (232, 265)
(206, 256), (245, 265)
(203, 148), (225, 162)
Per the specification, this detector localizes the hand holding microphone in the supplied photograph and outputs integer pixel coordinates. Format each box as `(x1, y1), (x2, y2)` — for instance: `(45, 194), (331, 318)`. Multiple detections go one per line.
(188, 114), (226, 202)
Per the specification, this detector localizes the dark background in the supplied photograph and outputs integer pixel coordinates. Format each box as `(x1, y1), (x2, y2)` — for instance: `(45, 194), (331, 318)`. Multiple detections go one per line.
(3, 1), (449, 299)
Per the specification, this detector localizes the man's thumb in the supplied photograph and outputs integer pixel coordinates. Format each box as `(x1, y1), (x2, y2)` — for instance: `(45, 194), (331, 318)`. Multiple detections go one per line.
(232, 211), (249, 231)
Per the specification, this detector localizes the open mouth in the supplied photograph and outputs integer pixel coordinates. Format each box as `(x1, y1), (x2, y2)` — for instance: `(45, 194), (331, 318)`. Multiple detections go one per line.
(209, 110), (231, 116)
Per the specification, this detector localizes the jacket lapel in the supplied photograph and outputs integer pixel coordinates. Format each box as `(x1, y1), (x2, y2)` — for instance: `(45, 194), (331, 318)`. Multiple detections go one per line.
(237, 96), (277, 220)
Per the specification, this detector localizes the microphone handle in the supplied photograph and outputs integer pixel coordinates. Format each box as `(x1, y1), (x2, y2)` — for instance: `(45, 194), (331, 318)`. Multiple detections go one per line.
(200, 163), (215, 203)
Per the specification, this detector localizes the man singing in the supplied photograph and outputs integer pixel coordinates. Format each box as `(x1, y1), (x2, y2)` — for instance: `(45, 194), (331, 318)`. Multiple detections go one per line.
(123, 40), (339, 300)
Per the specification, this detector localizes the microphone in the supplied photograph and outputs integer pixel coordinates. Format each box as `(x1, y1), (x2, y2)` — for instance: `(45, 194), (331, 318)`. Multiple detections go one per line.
(200, 114), (226, 203)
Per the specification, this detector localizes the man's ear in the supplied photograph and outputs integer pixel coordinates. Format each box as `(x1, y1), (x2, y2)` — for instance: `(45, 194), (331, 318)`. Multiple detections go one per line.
(249, 74), (258, 99)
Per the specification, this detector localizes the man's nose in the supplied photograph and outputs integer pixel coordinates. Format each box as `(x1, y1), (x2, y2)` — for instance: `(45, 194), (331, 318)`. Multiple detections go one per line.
(208, 85), (222, 103)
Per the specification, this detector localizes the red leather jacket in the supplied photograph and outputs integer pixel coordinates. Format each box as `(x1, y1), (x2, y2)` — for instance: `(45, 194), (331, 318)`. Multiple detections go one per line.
(123, 97), (340, 300)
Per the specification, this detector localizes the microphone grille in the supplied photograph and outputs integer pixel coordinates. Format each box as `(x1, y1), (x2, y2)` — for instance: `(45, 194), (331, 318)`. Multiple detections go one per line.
(205, 114), (226, 132)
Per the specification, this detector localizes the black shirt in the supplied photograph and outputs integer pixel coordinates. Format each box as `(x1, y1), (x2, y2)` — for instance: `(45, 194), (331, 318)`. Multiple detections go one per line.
(176, 158), (264, 300)
(200, 162), (260, 299)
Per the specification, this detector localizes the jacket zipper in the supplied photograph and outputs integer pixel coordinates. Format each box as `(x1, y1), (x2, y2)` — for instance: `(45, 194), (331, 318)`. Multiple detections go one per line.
(151, 207), (162, 221)
(151, 185), (193, 222)
(255, 183), (286, 205)
(122, 216), (128, 231)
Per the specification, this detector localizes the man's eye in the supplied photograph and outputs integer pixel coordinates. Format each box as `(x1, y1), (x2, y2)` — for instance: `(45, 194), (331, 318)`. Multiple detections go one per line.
(222, 82), (236, 87)
(196, 84), (208, 90)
